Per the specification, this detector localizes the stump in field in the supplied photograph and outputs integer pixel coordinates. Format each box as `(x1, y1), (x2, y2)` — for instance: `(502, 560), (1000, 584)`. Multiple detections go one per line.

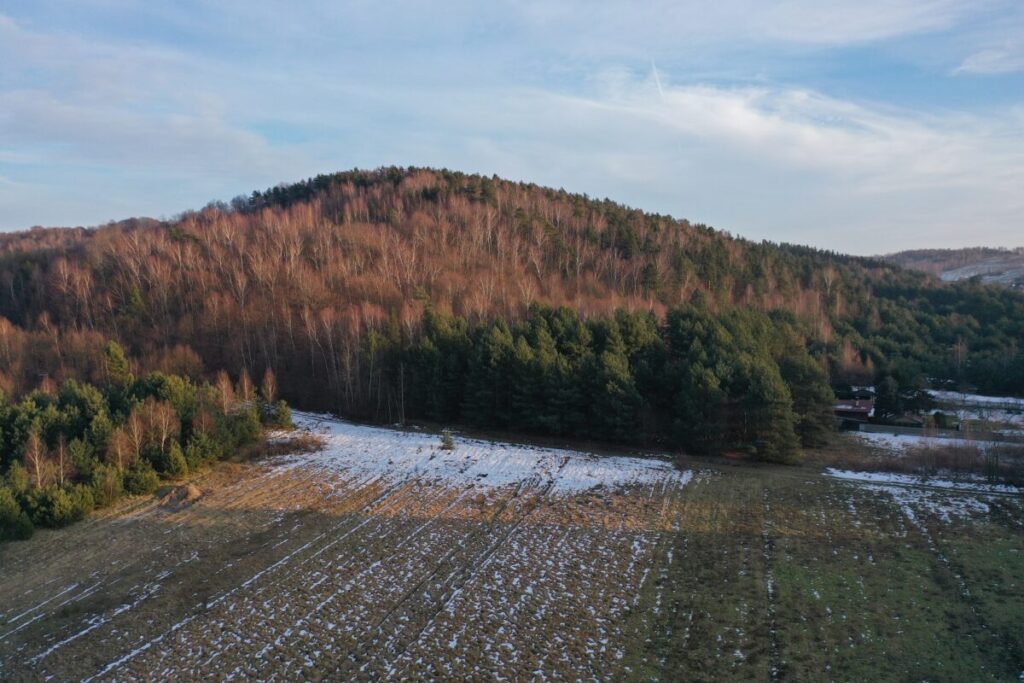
(160, 484), (203, 510)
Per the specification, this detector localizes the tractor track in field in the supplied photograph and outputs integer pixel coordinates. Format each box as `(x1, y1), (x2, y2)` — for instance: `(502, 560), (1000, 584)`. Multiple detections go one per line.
(4, 415), (1021, 681)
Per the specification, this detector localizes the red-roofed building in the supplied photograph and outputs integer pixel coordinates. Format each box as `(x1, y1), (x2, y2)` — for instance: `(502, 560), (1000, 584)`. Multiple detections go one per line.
(835, 389), (875, 422)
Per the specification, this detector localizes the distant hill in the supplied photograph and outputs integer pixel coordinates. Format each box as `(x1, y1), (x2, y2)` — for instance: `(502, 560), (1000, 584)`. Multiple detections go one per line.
(882, 247), (1024, 289)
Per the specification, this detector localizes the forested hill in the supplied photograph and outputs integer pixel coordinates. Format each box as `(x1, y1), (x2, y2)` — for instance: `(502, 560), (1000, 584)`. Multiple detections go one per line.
(1, 167), (1023, 460)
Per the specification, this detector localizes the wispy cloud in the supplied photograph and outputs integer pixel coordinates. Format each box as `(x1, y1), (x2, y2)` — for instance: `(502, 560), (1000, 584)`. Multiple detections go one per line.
(955, 42), (1024, 75)
(595, 77), (1024, 192)
(0, 2), (1022, 252)
(384, 74), (1024, 252)
(3, 90), (303, 176)
(510, 0), (980, 54)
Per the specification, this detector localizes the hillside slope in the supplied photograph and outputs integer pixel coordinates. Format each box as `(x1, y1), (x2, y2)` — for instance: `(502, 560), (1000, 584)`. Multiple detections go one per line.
(1, 168), (1023, 438)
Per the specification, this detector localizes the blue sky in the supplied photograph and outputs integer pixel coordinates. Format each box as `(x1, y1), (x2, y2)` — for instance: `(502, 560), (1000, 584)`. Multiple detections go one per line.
(1, 1), (1022, 254)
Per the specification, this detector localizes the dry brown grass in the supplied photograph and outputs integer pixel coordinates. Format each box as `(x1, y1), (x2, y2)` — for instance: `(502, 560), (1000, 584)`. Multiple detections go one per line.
(3, 434), (1022, 682)
(821, 437), (1024, 486)
(232, 431), (327, 462)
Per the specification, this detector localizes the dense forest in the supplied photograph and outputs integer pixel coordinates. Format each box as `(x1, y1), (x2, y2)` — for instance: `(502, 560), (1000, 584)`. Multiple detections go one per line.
(0, 342), (292, 541)
(388, 303), (832, 464)
(1, 167), (1023, 465)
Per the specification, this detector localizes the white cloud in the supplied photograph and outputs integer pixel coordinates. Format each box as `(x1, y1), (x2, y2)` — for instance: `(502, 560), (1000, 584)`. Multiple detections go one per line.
(597, 78), (1024, 192)
(754, 0), (975, 44)
(371, 74), (1024, 252)
(507, 0), (980, 55)
(2, 90), (303, 177)
(955, 42), (1024, 75)
(1, 3), (1023, 252)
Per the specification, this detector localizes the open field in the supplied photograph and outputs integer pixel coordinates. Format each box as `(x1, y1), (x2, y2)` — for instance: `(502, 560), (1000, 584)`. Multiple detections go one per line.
(1, 415), (1022, 681)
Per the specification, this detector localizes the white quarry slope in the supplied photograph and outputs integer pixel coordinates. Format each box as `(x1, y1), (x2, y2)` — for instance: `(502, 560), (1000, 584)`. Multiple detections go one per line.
(883, 248), (1024, 287)
(938, 260), (1024, 286)
(284, 412), (689, 495)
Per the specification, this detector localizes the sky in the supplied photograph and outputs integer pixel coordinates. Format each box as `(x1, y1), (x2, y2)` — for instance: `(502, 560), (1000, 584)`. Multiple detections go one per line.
(1, 1), (1023, 254)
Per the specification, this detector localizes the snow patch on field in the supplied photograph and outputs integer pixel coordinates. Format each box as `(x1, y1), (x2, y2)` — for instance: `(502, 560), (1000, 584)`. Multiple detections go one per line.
(870, 485), (991, 523)
(825, 468), (1019, 495)
(926, 391), (1024, 430)
(928, 391), (1024, 408)
(825, 468), (1022, 523)
(955, 408), (1024, 426)
(53, 412), (695, 680)
(851, 431), (1010, 453)
(283, 412), (688, 496)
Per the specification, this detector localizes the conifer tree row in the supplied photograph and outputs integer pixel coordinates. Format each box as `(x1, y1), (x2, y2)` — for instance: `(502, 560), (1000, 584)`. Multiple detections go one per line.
(389, 304), (833, 464)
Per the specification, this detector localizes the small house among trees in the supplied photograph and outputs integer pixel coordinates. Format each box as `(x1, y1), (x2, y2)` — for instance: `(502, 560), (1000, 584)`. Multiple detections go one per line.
(834, 388), (875, 422)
